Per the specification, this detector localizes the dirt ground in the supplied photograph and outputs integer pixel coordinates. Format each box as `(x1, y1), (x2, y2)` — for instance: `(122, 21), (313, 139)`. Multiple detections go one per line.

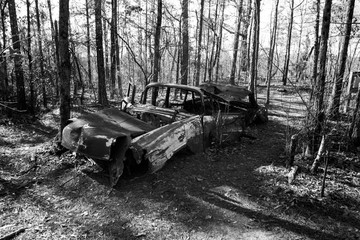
(1, 87), (360, 239)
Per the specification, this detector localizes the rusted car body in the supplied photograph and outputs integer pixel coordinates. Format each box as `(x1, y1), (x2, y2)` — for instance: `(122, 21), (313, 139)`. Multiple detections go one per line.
(61, 83), (267, 186)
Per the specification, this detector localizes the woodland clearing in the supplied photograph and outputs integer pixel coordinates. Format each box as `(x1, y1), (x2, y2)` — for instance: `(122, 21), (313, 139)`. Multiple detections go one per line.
(1, 86), (360, 240)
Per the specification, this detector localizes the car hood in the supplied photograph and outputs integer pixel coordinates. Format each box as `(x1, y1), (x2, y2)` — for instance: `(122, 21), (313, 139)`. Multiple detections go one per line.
(61, 108), (155, 160)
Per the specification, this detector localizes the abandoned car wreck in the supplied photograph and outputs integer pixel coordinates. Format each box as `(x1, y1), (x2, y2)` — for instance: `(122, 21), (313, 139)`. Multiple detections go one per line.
(61, 83), (268, 186)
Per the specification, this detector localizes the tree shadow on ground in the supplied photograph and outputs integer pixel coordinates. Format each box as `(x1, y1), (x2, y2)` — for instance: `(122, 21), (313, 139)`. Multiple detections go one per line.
(46, 117), (356, 239)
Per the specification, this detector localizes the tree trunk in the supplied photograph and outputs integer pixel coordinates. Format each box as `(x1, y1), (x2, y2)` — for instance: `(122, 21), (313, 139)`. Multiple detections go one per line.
(115, 5), (122, 99)
(295, 4), (304, 82)
(281, 0), (294, 86)
(194, 0), (205, 86)
(85, 0), (93, 94)
(327, 0), (355, 118)
(26, 0), (35, 113)
(103, 6), (110, 84)
(59, 0), (71, 138)
(313, 0), (332, 146)
(229, 0), (243, 85)
(248, 0), (260, 95)
(266, 0), (279, 105)
(8, 0), (26, 110)
(311, 0), (321, 99)
(208, 0), (220, 83)
(110, 0), (117, 99)
(152, 0), (162, 105)
(47, 0), (59, 99)
(35, 0), (47, 108)
(95, 0), (108, 106)
(239, 0), (252, 74)
(0, 2), (8, 101)
(181, 0), (189, 86)
(215, 0), (225, 83)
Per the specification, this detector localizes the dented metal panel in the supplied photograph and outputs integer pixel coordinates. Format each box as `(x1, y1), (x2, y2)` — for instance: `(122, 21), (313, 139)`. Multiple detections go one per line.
(130, 115), (204, 173)
(61, 108), (154, 161)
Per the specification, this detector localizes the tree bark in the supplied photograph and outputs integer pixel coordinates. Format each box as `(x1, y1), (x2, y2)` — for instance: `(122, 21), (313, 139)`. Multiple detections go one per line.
(85, 0), (94, 97)
(59, 0), (71, 138)
(229, 0), (243, 85)
(266, 0), (279, 105)
(8, 0), (26, 110)
(26, 0), (35, 113)
(239, 0), (252, 74)
(248, 0), (260, 95)
(327, 0), (355, 118)
(281, 0), (294, 86)
(110, 0), (117, 99)
(215, 0), (225, 83)
(95, 0), (108, 106)
(194, 0), (205, 86)
(35, 0), (47, 108)
(208, 0), (220, 83)
(311, 0), (321, 99)
(203, 0), (211, 83)
(0, 2), (9, 101)
(152, 0), (162, 105)
(47, 0), (59, 98)
(313, 0), (332, 147)
(181, 0), (189, 86)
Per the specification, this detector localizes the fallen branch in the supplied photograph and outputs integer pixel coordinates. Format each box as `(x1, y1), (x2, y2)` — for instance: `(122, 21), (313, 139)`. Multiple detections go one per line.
(311, 135), (328, 173)
(0, 227), (26, 240)
(0, 102), (27, 113)
(320, 151), (330, 197)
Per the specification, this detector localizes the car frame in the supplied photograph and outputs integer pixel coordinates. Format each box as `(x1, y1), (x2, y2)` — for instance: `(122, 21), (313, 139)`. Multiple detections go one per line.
(61, 82), (267, 186)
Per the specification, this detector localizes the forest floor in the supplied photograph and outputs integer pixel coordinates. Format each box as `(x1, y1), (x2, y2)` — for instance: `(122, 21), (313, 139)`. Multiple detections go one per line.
(1, 86), (360, 240)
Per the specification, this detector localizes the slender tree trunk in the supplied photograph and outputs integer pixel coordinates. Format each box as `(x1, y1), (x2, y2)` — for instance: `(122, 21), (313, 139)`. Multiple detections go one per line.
(103, 5), (110, 83)
(311, 0), (321, 99)
(176, 19), (181, 86)
(248, 0), (260, 95)
(215, 0), (225, 83)
(313, 0), (332, 147)
(35, 0), (47, 108)
(328, 0), (355, 118)
(110, 0), (117, 99)
(59, 0), (71, 138)
(0, 2), (8, 101)
(281, 0), (294, 86)
(152, 0), (162, 104)
(152, 0), (162, 84)
(8, 0), (26, 110)
(47, 0), (59, 98)
(95, 0), (108, 105)
(208, 0), (220, 83)
(116, 5), (122, 99)
(229, 0), (243, 85)
(295, 4), (304, 82)
(85, 0), (92, 87)
(26, 0), (35, 113)
(266, 0), (279, 105)
(181, 0), (189, 85)
(194, 0), (205, 86)
(203, 0), (211, 83)
(238, 0), (252, 77)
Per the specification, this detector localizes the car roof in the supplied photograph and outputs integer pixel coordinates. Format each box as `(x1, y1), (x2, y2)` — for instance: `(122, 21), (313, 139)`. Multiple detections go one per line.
(145, 82), (204, 95)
